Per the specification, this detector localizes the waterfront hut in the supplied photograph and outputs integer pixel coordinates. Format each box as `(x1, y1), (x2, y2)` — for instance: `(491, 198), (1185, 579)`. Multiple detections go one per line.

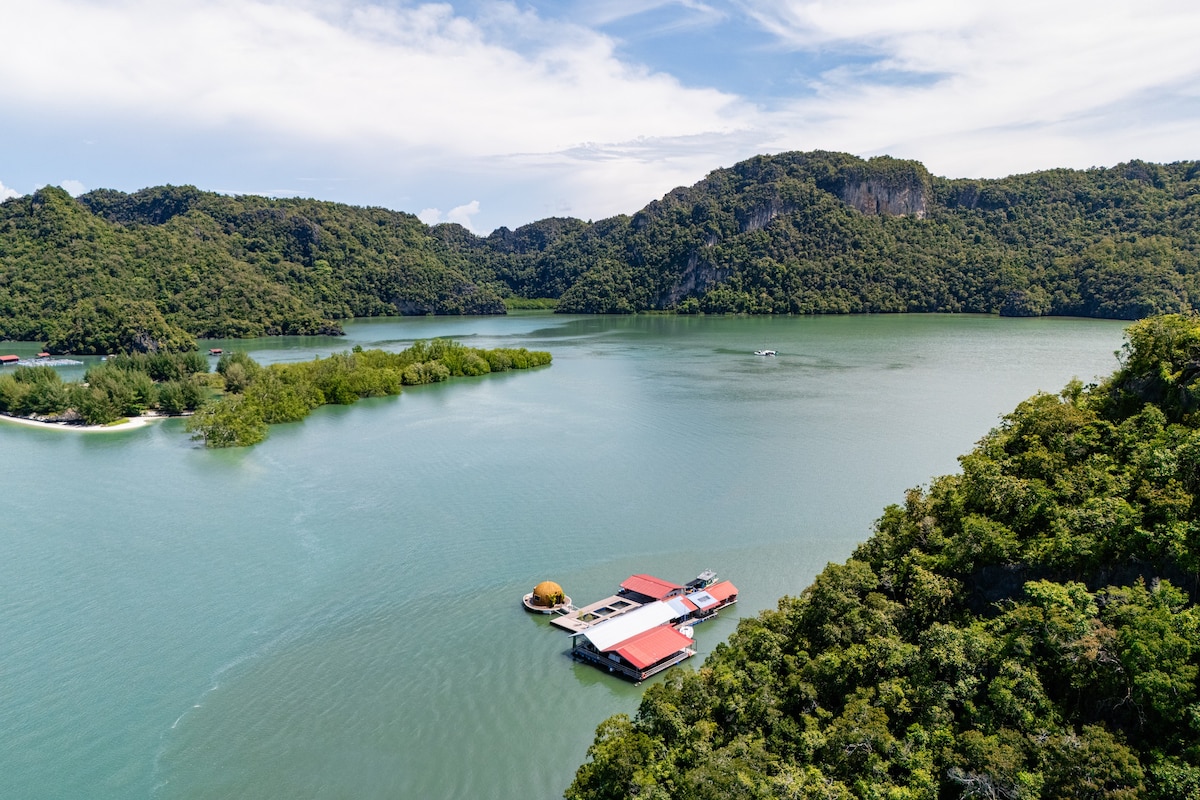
(569, 601), (696, 681)
(598, 625), (695, 681)
(617, 574), (686, 604)
(685, 580), (739, 621)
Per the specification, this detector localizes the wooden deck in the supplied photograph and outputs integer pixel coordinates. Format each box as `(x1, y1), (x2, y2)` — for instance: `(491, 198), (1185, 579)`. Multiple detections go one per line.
(570, 642), (696, 682)
(549, 594), (643, 633)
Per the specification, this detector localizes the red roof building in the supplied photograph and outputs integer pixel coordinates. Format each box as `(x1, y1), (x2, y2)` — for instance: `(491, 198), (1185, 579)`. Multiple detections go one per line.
(570, 601), (699, 680)
(608, 625), (695, 673)
(706, 581), (739, 604)
(685, 580), (739, 617)
(0, 354), (19, 364)
(619, 574), (685, 601)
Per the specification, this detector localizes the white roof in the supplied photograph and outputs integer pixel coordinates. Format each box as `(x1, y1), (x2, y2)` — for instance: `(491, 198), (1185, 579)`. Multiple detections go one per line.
(580, 601), (679, 651)
(665, 597), (693, 617)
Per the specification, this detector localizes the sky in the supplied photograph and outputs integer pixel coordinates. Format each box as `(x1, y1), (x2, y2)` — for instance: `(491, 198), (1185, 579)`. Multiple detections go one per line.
(1, 0), (1197, 234)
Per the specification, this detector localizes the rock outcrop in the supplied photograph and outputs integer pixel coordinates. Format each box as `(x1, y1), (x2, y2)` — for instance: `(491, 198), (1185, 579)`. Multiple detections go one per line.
(837, 177), (928, 218)
(825, 156), (932, 218)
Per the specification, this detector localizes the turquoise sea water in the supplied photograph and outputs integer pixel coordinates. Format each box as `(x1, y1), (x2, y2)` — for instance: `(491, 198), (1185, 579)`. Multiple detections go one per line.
(1, 313), (1128, 798)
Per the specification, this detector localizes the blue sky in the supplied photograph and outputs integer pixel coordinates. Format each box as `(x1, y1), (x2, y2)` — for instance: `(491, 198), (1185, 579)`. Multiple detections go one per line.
(1, 0), (1197, 233)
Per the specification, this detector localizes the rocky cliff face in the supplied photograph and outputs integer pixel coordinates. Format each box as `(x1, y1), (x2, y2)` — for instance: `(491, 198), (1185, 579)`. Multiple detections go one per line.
(739, 203), (796, 233)
(837, 177), (928, 218)
(822, 156), (932, 218)
(661, 250), (733, 307)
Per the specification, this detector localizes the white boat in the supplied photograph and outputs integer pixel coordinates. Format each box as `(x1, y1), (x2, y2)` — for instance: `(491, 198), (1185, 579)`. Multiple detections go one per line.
(754, 349), (777, 356)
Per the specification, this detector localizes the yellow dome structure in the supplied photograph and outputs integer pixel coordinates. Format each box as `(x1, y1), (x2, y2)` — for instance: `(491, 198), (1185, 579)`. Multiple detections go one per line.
(532, 581), (564, 607)
(523, 580), (571, 613)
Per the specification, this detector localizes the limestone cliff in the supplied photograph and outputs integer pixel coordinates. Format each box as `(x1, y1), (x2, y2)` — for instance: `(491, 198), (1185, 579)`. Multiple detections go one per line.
(837, 177), (928, 218)
(662, 250), (733, 307)
(827, 156), (932, 218)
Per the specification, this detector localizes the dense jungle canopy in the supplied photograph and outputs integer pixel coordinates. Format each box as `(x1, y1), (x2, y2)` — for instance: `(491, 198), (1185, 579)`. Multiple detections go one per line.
(565, 314), (1200, 800)
(2, 151), (1199, 353)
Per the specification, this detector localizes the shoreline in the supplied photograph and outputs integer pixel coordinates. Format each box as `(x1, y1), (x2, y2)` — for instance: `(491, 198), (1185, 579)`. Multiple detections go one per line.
(0, 412), (163, 433)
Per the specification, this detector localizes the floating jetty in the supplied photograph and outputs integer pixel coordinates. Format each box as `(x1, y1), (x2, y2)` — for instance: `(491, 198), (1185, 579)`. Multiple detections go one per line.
(14, 358), (83, 367)
(542, 570), (738, 682)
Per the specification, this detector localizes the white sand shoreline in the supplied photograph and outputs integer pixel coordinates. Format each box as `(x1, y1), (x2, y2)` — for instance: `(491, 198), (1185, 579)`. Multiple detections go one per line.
(0, 412), (163, 433)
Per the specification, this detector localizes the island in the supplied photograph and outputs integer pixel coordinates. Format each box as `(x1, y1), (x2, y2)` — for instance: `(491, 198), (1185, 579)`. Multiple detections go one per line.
(0, 339), (551, 447)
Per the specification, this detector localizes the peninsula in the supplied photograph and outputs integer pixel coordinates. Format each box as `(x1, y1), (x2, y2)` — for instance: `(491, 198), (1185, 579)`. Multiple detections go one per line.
(0, 339), (550, 447)
(566, 314), (1200, 799)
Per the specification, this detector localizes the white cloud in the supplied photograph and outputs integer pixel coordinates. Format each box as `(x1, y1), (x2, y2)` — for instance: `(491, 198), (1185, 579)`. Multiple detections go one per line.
(445, 200), (481, 231)
(59, 179), (87, 197)
(0, 1), (1196, 229)
(0, 180), (18, 201)
(572, 0), (726, 31)
(0, 0), (764, 227)
(0, 1), (748, 158)
(739, 0), (1200, 177)
(416, 201), (483, 232)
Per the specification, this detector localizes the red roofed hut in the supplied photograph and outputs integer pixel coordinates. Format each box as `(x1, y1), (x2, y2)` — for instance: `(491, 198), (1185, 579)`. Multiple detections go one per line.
(618, 574), (685, 603)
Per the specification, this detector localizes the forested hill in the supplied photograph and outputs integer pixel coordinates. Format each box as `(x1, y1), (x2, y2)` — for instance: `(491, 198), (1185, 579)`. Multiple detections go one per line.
(487, 152), (1200, 317)
(2, 151), (1199, 353)
(566, 314), (1200, 800)
(0, 185), (507, 353)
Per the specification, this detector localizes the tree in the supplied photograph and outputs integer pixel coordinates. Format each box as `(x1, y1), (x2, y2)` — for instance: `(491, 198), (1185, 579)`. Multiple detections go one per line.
(185, 395), (267, 448)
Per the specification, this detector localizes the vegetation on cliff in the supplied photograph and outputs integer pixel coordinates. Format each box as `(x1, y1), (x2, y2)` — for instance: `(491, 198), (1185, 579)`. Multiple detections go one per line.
(566, 314), (1200, 800)
(2, 152), (1199, 352)
(535, 153), (1200, 318)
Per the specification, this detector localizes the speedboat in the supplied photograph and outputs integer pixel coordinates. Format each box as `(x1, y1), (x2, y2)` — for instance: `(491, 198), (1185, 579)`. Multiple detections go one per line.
(754, 349), (777, 356)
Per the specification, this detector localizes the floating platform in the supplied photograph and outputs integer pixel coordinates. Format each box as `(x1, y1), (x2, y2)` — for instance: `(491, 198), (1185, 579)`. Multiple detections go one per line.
(14, 358), (83, 367)
(550, 595), (639, 633)
(551, 570), (738, 682)
(522, 592), (572, 614)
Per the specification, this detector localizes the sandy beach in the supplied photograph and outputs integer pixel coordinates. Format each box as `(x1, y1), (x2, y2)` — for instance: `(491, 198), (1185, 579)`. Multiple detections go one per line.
(0, 413), (159, 433)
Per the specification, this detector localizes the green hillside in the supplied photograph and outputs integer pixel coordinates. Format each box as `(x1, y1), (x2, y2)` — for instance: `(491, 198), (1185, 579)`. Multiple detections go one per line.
(565, 314), (1200, 800)
(489, 152), (1200, 318)
(0, 185), (505, 353)
(2, 152), (1199, 353)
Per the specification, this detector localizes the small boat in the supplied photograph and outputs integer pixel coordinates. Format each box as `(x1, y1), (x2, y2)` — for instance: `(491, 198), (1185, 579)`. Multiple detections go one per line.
(754, 349), (777, 356)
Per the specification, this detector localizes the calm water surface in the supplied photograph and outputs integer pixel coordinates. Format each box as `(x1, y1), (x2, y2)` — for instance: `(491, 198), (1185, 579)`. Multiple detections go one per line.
(1, 314), (1128, 799)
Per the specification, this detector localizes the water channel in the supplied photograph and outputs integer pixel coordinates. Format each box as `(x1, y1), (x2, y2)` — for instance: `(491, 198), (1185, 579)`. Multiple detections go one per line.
(0, 313), (1129, 798)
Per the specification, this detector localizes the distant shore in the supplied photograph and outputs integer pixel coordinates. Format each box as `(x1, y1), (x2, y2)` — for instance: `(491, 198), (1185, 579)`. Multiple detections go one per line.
(0, 412), (162, 433)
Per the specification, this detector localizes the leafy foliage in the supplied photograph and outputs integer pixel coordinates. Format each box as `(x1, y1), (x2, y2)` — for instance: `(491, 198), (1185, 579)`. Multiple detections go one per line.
(0, 185), (505, 350)
(567, 314), (1200, 800)
(186, 339), (551, 447)
(0, 352), (210, 424)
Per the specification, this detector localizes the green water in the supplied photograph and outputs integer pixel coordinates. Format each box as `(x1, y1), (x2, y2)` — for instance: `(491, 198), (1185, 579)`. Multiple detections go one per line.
(1, 313), (1128, 799)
